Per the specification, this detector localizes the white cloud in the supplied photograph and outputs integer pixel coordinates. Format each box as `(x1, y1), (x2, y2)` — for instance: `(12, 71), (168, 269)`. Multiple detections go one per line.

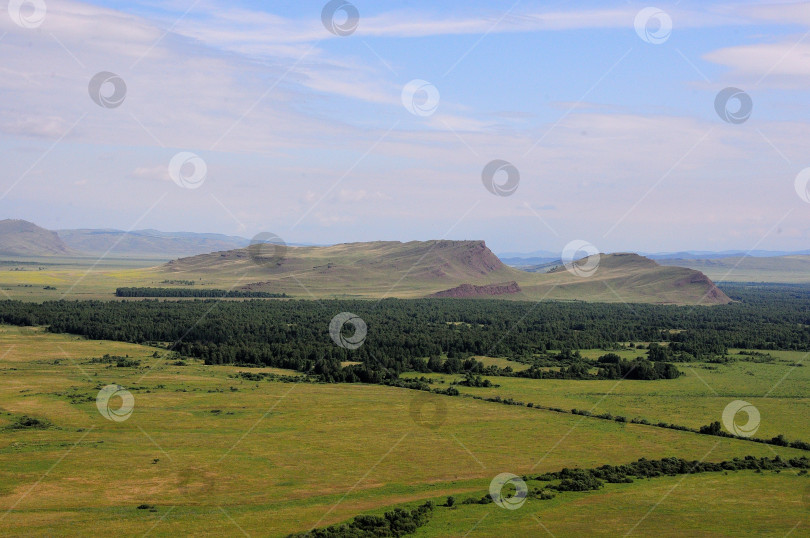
(2, 116), (71, 138)
(130, 165), (170, 183)
(168, 4), (773, 47)
(0, 1), (364, 155)
(704, 39), (810, 87)
(741, 2), (810, 26)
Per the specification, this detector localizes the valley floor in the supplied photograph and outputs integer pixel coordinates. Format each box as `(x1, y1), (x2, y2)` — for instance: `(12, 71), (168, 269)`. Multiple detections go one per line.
(0, 326), (807, 536)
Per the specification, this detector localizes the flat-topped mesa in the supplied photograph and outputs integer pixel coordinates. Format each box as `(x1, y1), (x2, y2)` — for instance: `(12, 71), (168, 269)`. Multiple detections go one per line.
(156, 240), (731, 305)
(163, 239), (507, 275)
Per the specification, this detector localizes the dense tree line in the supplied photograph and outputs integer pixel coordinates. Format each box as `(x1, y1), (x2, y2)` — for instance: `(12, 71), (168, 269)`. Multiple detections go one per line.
(304, 455), (809, 536)
(533, 455), (810, 491)
(698, 421), (810, 450)
(460, 455), (809, 509)
(0, 283), (808, 381)
(290, 501), (434, 537)
(115, 287), (287, 298)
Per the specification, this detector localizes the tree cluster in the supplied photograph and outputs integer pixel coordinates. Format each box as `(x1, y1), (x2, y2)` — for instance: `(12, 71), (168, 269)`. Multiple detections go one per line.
(115, 287), (287, 298)
(291, 501), (434, 537)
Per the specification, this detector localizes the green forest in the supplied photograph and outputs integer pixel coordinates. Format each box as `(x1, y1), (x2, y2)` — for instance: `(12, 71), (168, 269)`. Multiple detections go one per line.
(0, 283), (808, 384)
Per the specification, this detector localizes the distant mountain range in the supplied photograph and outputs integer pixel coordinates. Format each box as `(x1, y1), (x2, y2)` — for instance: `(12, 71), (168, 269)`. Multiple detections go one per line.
(498, 249), (810, 267)
(2, 218), (806, 263)
(0, 219), (251, 258)
(56, 228), (252, 258)
(655, 255), (810, 284)
(0, 219), (806, 288)
(0, 220), (75, 256)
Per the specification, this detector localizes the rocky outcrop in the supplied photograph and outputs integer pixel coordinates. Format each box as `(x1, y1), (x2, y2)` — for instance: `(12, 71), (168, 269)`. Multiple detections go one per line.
(430, 281), (521, 298)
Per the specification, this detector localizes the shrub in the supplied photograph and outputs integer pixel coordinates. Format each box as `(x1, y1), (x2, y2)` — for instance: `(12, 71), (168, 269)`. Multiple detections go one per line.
(8, 415), (51, 429)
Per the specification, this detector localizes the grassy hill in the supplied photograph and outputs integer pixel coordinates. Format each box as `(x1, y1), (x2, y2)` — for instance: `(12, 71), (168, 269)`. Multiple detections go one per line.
(158, 241), (731, 305)
(0, 219), (73, 257)
(525, 253), (731, 305)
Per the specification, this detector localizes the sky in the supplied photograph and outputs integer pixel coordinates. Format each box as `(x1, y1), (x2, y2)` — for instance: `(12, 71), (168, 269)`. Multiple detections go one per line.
(1, 0), (810, 255)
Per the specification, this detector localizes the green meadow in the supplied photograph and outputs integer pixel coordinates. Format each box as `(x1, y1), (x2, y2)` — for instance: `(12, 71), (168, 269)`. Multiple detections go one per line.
(415, 471), (808, 537)
(404, 349), (810, 441)
(1, 326), (807, 536)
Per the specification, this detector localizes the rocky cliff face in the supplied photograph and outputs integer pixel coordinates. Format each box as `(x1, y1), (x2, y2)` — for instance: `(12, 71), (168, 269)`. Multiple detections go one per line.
(436, 240), (505, 275)
(430, 281), (521, 298)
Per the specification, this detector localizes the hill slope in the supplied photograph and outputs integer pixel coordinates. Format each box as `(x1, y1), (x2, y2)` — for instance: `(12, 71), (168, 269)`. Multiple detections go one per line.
(525, 253), (731, 305)
(0, 219), (73, 256)
(159, 242), (730, 305)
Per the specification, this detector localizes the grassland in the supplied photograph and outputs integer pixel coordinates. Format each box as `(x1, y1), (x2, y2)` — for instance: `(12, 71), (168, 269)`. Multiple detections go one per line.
(0, 258), (166, 301)
(415, 471), (808, 537)
(1, 326), (807, 536)
(403, 349), (810, 441)
(471, 355), (531, 372)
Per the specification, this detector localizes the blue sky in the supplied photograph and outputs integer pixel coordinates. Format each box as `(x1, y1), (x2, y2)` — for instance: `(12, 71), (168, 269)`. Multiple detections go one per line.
(2, 0), (810, 254)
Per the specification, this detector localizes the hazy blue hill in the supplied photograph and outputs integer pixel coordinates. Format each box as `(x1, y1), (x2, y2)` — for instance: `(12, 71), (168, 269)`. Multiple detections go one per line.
(0, 219), (73, 256)
(57, 228), (251, 258)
